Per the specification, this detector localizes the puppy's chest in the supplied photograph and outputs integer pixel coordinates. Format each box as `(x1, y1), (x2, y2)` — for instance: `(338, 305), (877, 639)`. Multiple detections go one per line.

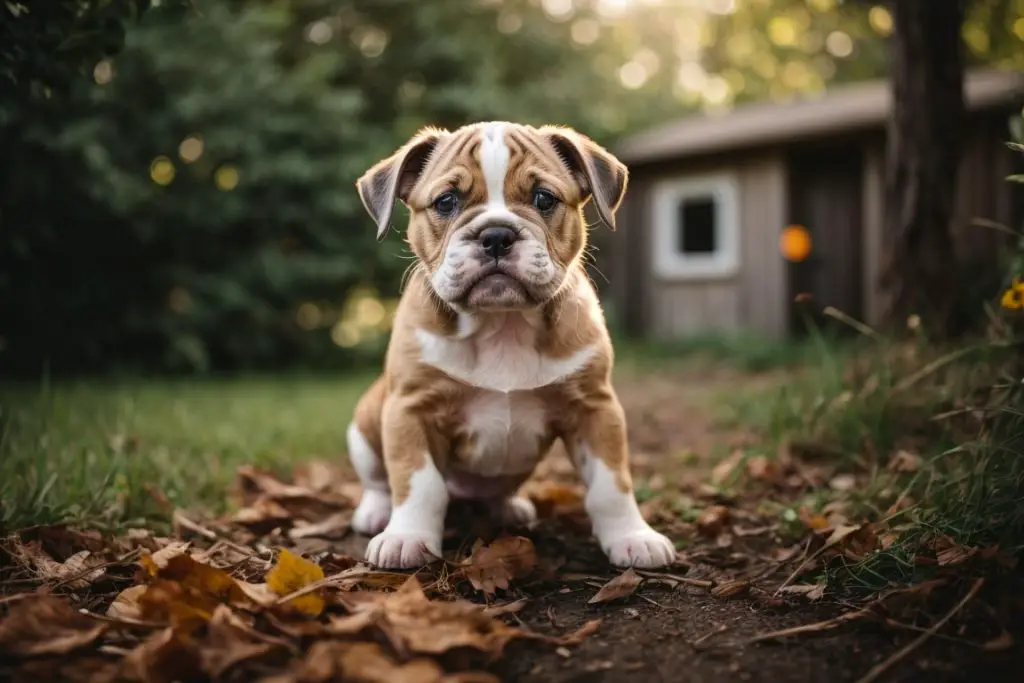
(451, 390), (553, 477)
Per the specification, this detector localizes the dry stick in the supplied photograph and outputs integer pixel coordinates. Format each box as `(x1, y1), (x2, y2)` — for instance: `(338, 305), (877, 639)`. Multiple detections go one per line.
(173, 511), (258, 559)
(635, 570), (714, 589)
(854, 578), (985, 683)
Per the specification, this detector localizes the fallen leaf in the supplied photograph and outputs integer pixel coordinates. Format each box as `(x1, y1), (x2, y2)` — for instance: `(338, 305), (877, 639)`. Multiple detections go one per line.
(799, 508), (830, 531)
(588, 568), (642, 604)
(482, 599), (528, 617)
(828, 474), (857, 492)
(138, 554), (249, 632)
(293, 640), (499, 683)
(934, 537), (978, 567)
(696, 505), (731, 537)
(711, 579), (750, 599)
(711, 451), (744, 485)
(107, 585), (148, 621)
(139, 541), (191, 575)
(523, 481), (585, 519)
(199, 605), (284, 679)
(552, 618), (602, 645)
(777, 583), (826, 601)
(746, 456), (784, 485)
(266, 548), (326, 616)
(887, 450), (922, 473)
(349, 576), (519, 658)
(462, 536), (537, 594)
(10, 542), (105, 588)
(288, 512), (350, 540)
(0, 595), (106, 657)
(109, 626), (201, 683)
(823, 524), (862, 549)
(982, 630), (1014, 652)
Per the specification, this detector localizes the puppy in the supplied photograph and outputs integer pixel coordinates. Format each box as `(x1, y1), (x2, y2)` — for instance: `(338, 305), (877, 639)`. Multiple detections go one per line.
(348, 121), (675, 569)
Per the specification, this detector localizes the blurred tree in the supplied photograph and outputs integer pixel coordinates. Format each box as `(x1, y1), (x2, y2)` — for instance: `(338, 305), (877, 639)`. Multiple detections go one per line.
(0, 0), (680, 376)
(879, 0), (968, 336)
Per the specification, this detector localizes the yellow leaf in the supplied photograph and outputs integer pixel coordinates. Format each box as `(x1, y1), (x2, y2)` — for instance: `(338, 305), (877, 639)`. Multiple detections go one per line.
(266, 548), (326, 616)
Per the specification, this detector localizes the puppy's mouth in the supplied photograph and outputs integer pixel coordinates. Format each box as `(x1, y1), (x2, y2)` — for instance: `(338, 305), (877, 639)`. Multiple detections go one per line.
(461, 266), (533, 310)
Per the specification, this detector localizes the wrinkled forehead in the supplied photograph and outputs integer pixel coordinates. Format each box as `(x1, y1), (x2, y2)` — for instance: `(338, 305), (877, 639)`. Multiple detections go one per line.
(415, 122), (573, 201)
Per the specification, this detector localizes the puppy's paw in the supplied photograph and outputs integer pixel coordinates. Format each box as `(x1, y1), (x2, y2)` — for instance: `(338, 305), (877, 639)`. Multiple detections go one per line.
(365, 529), (442, 569)
(500, 496), (538, 528)
(602, 526), (676, 568)
(352, 489), (392, 536)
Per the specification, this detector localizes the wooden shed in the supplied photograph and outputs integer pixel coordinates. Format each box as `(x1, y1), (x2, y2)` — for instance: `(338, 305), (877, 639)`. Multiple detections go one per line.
(606, 68), (1024, 340)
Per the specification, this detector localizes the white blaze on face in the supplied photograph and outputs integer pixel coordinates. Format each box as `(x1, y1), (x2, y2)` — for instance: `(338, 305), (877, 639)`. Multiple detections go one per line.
(479, 122), (511, 211)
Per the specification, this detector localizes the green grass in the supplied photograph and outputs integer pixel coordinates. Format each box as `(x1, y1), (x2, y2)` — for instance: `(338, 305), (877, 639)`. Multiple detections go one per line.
(0, 373), (376, 532)
(722, 331), (1024, 591)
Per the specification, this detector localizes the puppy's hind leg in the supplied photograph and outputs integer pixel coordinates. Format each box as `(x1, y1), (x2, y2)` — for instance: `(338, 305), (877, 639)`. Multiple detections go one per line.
(348, 379), (391, 536)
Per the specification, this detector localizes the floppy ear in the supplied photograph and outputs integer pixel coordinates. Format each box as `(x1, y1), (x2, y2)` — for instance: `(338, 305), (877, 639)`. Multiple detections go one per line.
(542, 126), (628, 230)
(356, 128), (445, 241)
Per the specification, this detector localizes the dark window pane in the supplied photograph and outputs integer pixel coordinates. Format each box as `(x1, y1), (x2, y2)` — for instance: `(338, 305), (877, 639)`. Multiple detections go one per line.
(677, 196), (717, 254)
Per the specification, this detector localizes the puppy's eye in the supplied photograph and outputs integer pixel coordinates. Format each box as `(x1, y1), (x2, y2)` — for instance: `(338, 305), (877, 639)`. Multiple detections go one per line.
(433, 192), (459, 217)
(532, 189), (558, 214)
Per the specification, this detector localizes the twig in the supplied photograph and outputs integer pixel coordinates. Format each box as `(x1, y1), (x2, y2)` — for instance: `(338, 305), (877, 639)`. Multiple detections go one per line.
(691, 624), (731, 649)
(635, 570), (714, 589)
(79, 609), (165, 630)
(854, 578), (985, 683)
(173, 511), (258, 559)
(52, 548), (142, 590)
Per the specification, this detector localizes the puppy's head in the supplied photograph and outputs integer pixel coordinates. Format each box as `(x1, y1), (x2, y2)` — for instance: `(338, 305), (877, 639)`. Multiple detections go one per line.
(356, 122), (627, 312)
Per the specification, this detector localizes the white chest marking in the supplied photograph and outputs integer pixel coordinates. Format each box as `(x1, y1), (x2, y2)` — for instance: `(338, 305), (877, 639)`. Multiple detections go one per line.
(479, 122), (510, 210)
(414, 319), (596, 393)
(461, 390), (547, 476)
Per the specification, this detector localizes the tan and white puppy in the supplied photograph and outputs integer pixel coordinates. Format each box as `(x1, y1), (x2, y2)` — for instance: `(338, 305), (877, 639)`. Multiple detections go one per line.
(348, 121), (675, 569)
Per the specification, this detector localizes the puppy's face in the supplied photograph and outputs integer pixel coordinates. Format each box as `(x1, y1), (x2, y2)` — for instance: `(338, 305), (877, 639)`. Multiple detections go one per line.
(357, 122), (627, 312)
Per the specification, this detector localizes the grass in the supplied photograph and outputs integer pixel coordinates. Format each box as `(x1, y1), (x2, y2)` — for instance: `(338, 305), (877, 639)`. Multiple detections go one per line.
(0, 373), (376, 532)
(612, 330), (830, 374)
(722, 326), (1024, 590)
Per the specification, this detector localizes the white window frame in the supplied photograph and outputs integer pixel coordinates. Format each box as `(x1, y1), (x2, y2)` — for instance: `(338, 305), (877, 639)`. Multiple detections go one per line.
(650, 172), (740, 280)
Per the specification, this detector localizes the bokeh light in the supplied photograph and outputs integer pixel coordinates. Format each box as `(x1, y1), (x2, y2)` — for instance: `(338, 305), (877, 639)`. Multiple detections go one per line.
(150, 156), (175, 186)
(214, 165), (239, 191)
(178, 135), (204, 164)
(780, 225), (812, 262)
(93, 59), (114, 85)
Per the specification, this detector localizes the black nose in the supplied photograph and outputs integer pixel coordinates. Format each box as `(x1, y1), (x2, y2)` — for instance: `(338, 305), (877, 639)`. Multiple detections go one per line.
(479, 226), (517, 260)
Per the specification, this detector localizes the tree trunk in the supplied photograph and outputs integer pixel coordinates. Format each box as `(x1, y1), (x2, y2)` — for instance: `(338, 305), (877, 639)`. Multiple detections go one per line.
(880, 0), (967, 337)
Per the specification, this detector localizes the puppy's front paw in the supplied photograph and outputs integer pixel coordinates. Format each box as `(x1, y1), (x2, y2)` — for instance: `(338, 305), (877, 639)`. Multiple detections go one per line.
(602, 526), (676, 568)
(352, 489), (392, 536)
(365, 529), (442, 569)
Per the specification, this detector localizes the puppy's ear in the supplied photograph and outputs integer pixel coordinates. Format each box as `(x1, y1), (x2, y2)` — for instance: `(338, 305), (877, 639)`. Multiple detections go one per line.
(357, 128), (446, 240)
(542, 127), (628, 230)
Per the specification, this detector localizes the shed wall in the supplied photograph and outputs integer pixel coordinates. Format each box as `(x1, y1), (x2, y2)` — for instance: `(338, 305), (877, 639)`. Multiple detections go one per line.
(618, 152), (788, 341)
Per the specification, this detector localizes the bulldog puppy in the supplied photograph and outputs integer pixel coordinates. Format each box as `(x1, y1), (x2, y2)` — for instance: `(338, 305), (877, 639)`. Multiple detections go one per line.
(348, 121), (675, 569)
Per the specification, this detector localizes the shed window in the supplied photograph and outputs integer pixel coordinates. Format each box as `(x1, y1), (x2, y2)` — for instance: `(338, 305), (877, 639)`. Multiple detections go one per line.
(650, 173), (740, 280)
(678, 197), (717, 254)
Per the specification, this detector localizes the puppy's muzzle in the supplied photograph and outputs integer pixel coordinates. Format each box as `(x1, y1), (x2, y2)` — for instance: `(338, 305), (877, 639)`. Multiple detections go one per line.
(477, 224), (519, 262)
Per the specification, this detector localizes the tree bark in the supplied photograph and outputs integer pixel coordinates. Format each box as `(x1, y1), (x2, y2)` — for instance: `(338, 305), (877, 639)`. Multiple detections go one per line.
(881, 0), (967, 337)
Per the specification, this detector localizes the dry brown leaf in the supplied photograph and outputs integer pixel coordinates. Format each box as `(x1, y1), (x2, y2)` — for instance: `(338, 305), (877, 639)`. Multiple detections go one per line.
(10, 542), (105, 588)
(777, 583), (826, 601)
(588, 568), (642, 604)
(462, 536), (537, 594)
(934, 537), (978, 567)
(695, 505), (731, 537)
(823, 524), (862, 549)
(746, 456), (784, 485)
(107, 585), (148, 621)
(522, 481), (585, 518)
(981, 630), (1014, 652)
(350, 576), (519, 658)
(199, 605), (284, 679)
(828, 474), (857, 492)
(482, 599), (528, 617)
(139, 541), (191, 575)
(0, 594), (106, 657)
(138, 554), (249, 632)
(288, 512), (350, 541)
(551, 618), (602, 645)
(266, 548), (326, 616)
(887, 450), (922, 473)
(107, 626), (201, 683)
(711, 579), (750, 599)
(291, 640), (499, 683)
(710, 450), (744, 485)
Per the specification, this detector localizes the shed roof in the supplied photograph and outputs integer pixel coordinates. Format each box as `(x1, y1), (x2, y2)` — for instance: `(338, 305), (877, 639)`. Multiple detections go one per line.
(616, 68), (1024, 166)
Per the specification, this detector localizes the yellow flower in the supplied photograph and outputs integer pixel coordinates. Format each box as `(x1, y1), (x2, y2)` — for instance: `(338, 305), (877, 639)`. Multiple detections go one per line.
(1002, 287), (1024, 310)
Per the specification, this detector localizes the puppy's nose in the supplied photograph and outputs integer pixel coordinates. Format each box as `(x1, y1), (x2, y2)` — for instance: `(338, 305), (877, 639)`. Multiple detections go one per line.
(479, 226), (517, 260)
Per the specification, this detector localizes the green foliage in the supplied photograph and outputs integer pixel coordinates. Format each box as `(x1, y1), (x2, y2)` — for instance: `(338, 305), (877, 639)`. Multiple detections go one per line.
(0, 373), (374, 532)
